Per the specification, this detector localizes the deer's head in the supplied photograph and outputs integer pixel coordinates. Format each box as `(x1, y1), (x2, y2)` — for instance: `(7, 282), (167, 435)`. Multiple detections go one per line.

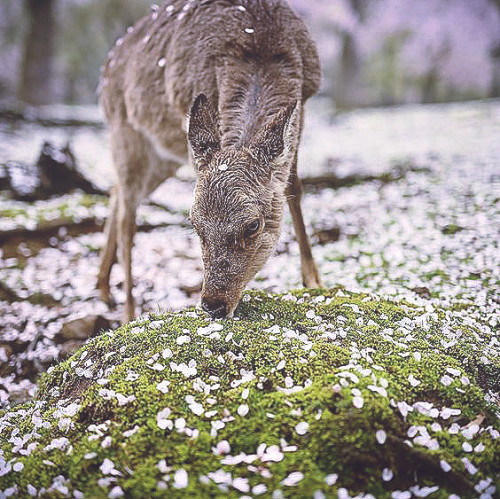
(188, 94), (299, 318)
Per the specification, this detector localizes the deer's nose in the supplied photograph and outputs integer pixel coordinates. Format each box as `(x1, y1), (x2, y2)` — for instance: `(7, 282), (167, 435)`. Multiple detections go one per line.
(201, 298), (228, 319)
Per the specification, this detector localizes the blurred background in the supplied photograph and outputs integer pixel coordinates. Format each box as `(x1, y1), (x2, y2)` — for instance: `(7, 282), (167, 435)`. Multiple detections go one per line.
(1, 0), (499, 108)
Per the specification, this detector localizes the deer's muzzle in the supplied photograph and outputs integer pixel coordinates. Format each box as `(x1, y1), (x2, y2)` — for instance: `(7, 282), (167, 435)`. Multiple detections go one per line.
(201, 297), (228, 319)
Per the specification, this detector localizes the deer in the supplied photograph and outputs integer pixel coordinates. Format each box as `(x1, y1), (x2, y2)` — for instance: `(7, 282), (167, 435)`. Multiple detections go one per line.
(97, 0), (322, 322)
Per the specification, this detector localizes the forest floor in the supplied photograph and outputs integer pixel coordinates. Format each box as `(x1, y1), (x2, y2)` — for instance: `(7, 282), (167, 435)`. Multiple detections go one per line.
(0, 98), (499, 409)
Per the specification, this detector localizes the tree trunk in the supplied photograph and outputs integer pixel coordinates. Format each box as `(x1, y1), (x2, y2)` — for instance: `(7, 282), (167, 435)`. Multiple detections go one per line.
(489, 1), (500, 97)
(18, 0), (55, 105)
(422, 69), (439, 104)
(491, 45), (500, 98)
(336, 33), (363, 108)
(335, 0), (367, 109)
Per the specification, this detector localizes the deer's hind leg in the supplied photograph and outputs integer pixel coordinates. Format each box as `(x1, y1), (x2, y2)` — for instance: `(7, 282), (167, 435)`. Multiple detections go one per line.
(97, 186), (118, 306)
(101, 119), (185, 322)
(99, 123), (153, 322)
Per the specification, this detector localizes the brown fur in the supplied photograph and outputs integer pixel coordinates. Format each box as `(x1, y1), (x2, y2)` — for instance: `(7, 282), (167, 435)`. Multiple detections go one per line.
(98, 0), (322, 321)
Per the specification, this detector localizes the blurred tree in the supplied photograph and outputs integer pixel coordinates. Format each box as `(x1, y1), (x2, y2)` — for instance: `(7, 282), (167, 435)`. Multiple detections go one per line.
(0, 1), (25, 98)
(336, 0), (369, 108)
(59, 0), (150, 103)
(377, 32), (410, 106)
(290, 0), (358, 104)
(359, 0), (500, 105)
(422, 42), (451, 103)
(1, 0), (499, 107)
(19, 0), (56, 105)
(492, 45), (500, 97)
(490, 0), (500, 96)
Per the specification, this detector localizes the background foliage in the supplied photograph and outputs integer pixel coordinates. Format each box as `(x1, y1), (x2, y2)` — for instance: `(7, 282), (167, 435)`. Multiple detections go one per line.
(1, 0), (499, 107)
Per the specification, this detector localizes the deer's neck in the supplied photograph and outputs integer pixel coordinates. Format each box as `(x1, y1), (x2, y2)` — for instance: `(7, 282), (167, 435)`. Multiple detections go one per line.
(216, 60), (301, 149)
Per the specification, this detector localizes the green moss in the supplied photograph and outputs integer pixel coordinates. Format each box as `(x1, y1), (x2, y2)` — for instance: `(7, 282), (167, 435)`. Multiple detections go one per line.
(1, 289), (498, 498)
(0, 193), (107, 229)
(0, 207), (29, 218)
(441, 224), (464, 235)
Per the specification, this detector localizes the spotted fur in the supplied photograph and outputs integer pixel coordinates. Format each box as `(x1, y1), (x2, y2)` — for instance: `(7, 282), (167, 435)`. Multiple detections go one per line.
(97, 0), (322, 320)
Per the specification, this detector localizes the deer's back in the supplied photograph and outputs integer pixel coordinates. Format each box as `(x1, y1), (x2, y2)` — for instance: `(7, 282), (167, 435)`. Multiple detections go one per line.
(100, 0), (320, 143)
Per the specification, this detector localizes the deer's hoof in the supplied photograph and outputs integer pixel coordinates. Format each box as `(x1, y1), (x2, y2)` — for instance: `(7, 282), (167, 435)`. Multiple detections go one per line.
(123, 298), (136, 323)
(303, 279), (323, 289)
(99, 287), (116, 308)
(302, 271), (323, 289)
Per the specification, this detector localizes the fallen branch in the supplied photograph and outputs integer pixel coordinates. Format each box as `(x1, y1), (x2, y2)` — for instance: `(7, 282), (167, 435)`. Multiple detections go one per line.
(0, 217), (189, 247)
(0, 108), (104, 129)
(463, 413), (485, 429)
(301, 164), (431, 189)
(0, 217), (100, 246)
(0, 281), (61, 307)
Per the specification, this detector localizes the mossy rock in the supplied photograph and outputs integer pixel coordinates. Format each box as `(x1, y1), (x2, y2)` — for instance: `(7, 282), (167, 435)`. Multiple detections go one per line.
(1, 289), (498, 498)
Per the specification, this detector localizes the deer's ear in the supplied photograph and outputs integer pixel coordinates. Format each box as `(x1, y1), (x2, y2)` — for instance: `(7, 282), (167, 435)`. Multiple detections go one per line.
(188, 94), (221, 166)
(251, 101), (300, 169)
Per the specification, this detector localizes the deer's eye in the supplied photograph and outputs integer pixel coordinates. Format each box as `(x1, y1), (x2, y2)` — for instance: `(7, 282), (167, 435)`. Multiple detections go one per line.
(244, 219), (260, 238)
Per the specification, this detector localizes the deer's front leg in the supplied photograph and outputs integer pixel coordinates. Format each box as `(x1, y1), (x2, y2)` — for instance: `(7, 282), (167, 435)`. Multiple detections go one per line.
(117, 192), (138, 322)
(286, 171), (323, 288)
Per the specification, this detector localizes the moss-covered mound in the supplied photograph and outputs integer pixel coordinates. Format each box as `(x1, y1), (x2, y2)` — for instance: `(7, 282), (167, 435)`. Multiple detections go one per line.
(1, 289), (498, 498)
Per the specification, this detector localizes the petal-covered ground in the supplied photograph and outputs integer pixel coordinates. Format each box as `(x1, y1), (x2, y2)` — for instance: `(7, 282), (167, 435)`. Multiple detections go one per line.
(0, 289), (498, 497)
(1, 100), (498, 411)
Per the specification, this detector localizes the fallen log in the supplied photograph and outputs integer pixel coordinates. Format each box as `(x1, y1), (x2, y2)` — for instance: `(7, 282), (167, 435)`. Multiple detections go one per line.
(0, 107), (104, 129)
(301, 164), (431, 189)
(0, 217), (189, 247)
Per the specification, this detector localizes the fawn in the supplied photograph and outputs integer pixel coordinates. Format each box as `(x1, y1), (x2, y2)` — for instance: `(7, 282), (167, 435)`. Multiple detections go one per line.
(97, 0), (322, 321)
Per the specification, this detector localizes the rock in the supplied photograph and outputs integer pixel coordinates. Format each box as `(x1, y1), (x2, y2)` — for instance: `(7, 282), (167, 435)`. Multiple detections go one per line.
(26, 291), (60, 307)
(313, 226), (341, 245)
(36, 142), (104, 198)
(0, 281), (21, 302)
(0, 346), (14, 378)
(0, 142), (105, 201)
(5, 384), (33, 406)
(16, 358), (40, 382)
(0, 290), (497, 498)
(54, 315), (111, 344)
(412, 286), (432, 299)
